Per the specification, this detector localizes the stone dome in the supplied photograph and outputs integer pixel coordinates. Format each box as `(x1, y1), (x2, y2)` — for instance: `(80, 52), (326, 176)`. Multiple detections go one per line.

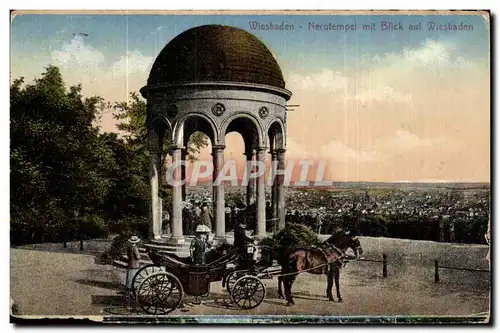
(145, 25), (286, 90)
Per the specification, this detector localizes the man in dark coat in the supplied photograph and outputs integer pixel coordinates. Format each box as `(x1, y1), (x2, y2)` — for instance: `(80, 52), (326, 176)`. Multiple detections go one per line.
(233, 221), (254, 265)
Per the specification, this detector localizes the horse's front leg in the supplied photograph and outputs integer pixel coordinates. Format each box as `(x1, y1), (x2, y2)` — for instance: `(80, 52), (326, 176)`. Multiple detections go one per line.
(284, 276), (296, 306)
(326, 266), (335, 301)
(334, 265), (342, 302)
(277, 276), (284, 299)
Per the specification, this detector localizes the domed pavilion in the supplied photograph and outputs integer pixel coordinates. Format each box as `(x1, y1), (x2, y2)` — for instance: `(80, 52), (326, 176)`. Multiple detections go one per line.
(140, 25), (292, 244)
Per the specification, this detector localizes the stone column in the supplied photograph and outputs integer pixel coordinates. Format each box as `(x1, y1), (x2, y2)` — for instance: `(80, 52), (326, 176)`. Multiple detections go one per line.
(276, 148), (286, 230)
(270, 150), (279, 232)
(244, 149), (256, 207)
(256, 147), (267, 238)
(170, 146), (184, 243)
(213, 145), (226, 240)
(157, 151), (163, 237)
(181, 148), (187, 202)
(149, 150), (161, 240)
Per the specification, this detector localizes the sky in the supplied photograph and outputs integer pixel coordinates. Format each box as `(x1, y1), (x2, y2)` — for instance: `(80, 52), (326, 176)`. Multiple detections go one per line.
(10, 11), (491, 182)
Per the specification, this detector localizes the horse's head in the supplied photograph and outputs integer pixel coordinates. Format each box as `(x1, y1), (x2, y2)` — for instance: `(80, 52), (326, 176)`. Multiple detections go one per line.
(326, 231), (363, 259)
(348, 236), (363, 259)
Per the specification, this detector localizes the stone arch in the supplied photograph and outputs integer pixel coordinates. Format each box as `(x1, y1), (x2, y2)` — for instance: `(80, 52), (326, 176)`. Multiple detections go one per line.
(220, 112), (265, 148)
(267, 117), (286, 151)
(173, 112), (219, 147)
(149, 115), (173, 142)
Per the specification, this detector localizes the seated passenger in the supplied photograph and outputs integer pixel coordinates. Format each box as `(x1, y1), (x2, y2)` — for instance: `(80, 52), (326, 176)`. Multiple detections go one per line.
(190, 224), (212, 265)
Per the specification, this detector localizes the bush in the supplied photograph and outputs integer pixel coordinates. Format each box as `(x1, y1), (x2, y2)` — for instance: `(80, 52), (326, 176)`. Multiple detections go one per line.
(99, 216), (148, 264)
(100, 232), (133, 263)
(107, 216), (149, 238)
(80, 214), (108, 240)
(260, 223), (320, 258)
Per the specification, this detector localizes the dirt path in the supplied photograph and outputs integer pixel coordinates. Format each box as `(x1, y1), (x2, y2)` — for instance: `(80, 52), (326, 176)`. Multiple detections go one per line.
(10, 248), (124, 316)
(10, 246), (489, 318)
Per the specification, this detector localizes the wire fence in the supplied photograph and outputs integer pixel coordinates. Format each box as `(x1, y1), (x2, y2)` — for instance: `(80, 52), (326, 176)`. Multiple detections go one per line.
(353, 254), (490, 283)
(433, 259), (490, 283)
(356, 254), (388, 278)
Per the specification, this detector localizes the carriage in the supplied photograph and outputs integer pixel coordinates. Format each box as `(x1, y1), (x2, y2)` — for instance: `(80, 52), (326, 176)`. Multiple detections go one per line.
(132, 243), (272, 314)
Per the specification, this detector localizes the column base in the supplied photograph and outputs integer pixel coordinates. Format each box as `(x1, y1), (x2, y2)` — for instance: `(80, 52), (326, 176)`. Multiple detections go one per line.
(168, 236), (186, 245)
(149, 235), (186, 246)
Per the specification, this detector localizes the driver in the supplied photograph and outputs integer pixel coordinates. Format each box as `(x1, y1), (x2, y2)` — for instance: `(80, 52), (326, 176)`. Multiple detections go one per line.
(190, 224), (212, 265)
(233, 221), (255, 265)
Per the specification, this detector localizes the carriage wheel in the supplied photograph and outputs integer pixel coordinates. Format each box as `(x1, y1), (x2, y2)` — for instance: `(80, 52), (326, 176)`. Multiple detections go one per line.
(225, 270), (249, 294)
(136, 272), (184, 315)
(132, 265), (166, 296)
(231, 275), (266, 310)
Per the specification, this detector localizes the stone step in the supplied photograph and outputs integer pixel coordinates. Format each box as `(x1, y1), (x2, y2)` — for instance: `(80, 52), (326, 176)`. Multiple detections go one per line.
(143, 243), (190, 251)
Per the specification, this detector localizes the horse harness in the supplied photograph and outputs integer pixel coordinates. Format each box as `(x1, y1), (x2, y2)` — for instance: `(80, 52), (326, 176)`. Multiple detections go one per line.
(313, 243), (349, 273)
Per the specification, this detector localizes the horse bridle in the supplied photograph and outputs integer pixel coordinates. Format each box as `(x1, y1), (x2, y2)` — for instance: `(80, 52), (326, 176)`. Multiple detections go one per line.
(324, 237), (362, 266)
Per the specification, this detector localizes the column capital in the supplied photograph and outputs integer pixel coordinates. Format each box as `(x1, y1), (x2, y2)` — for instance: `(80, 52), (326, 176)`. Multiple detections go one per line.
(275, 148), (287, 154)
(212, 144), (226, 151)
(169, 144), (184, 151)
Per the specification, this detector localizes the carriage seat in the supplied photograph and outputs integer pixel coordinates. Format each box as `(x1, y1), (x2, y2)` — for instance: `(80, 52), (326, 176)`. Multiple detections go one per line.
(147, 249), (237, 272)
(161, 252), (193, 266)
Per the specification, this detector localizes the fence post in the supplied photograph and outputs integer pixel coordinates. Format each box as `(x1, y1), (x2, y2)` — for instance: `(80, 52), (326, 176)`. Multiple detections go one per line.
(382, 254), (388, 278)
(434, 259), (439, 283)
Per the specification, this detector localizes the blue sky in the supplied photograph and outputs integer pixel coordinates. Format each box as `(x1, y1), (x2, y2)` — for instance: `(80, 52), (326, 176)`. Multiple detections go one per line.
(11, 13), (489, 73)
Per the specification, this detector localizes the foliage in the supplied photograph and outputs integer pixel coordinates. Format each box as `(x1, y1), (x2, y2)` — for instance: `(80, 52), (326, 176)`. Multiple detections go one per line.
(99, 217), (149, 263)
(10, 66), (210, 246)
(79, 214), (108, 240)
(99, 132), (151, 222)
(99, 232), (133, 263)
(260, 223), (320, 260)
(10, 66), (115, 244)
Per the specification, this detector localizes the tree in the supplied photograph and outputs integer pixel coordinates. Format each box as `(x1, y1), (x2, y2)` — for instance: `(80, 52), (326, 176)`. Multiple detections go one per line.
(10, 66), (115, 244)
(10, 66), (212, 246)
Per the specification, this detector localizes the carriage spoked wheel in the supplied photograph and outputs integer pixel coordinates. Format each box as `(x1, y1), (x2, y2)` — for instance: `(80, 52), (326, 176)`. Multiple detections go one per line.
(132, 265), (166, 297)
(136, 272), (184, 315)
(225, 270), (249, 294)
(231, 275), (266, 310)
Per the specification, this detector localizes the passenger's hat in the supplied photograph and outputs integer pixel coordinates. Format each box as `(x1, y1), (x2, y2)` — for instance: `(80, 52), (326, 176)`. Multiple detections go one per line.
(128, 236), (141, 244)
(196, 225), (211, 233)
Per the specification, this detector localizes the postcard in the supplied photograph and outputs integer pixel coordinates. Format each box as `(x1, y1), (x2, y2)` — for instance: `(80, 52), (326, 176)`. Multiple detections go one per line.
(9, 10), (491, 324)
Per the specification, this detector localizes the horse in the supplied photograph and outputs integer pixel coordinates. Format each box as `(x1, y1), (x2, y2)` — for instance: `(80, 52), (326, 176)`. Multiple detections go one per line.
(275, 231), (363, 305)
